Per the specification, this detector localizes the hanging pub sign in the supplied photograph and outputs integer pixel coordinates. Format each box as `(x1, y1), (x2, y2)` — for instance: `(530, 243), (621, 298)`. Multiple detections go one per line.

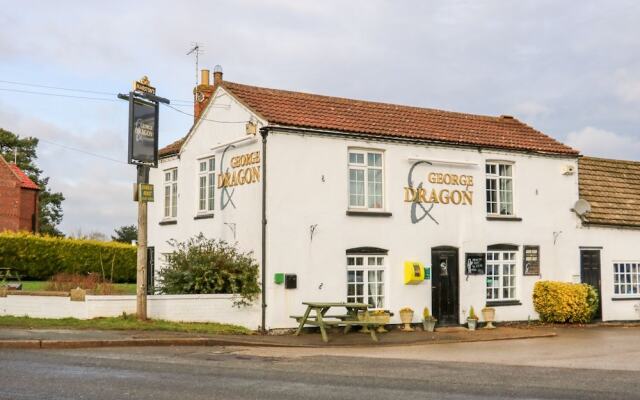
(126, 77), (160, 167)
(465, 253), (486, 275)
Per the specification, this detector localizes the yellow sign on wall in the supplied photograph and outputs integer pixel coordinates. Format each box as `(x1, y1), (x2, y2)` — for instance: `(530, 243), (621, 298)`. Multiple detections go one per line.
(217, 151), (261, 188)
(404, 261), (425, 285)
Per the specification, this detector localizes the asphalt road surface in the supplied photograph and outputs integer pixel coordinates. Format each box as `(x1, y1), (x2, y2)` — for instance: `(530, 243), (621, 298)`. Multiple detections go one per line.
(1, 341), (639, 400)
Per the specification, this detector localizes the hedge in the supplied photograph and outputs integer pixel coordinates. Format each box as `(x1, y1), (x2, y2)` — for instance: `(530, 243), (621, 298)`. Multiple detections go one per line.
(533, 280), (599, 323)
(0, 232), (136, 282)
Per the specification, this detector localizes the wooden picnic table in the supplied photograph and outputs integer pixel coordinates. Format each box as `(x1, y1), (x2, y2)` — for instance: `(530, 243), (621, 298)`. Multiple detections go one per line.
(291, 302), (384, 342)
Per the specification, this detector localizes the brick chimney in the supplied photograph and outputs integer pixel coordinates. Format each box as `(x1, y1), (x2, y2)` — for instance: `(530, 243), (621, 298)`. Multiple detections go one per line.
(193, 66), (223, 123)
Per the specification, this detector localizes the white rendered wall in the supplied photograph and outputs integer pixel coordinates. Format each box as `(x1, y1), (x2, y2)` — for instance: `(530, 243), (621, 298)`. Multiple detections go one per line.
(572, 224), (640, 321)
(148, 87), (265, 318)
(264, 131), (580, 328)
(0, 294), (260, 330)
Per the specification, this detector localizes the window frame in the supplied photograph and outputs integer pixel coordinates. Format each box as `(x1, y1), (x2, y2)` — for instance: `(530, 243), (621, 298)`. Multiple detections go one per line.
(486, 250), (518, 302)
(485, 161), (515, 217)
(347, 148), (385, 211)
(196, 156), (215, 215)
(346, 254), (387, 309)
(163, 168), (178, 220)
(613, 261), (640, 297)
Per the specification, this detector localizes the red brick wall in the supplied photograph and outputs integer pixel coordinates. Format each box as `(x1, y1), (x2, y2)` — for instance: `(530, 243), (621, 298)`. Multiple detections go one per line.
(0, 162), (20, 232)
(19, 188), (38, 232)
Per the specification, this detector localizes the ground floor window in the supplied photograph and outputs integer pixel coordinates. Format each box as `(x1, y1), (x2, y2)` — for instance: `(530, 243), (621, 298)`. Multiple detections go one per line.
(486, 251), (517, 301)
(614, 262), (640, 295)
(347, 255), (385, 308)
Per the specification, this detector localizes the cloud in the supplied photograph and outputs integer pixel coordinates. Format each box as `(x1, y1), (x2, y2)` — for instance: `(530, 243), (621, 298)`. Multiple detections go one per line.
(566, 126), (640, 161)
(0, 105), (134, 235)
(511, 101), (550, 120)
(613, 68), (640, 103)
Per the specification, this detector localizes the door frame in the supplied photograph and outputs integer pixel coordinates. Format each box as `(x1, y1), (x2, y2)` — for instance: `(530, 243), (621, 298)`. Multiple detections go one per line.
(579, 248), (602, 320)
(431, 246), (460, 325)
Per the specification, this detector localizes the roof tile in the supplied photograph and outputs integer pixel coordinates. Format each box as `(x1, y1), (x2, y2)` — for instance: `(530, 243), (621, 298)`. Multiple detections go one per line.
(160, 81), (578, 157)
(579, 156), (640, 228)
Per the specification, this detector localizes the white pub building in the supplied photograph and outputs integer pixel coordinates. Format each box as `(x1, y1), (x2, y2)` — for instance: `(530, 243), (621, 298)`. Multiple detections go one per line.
(148, 67), (640, 329)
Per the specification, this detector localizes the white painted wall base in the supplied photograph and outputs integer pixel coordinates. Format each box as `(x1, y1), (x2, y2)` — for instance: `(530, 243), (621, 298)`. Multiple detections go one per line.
(0, 294), (260, 330)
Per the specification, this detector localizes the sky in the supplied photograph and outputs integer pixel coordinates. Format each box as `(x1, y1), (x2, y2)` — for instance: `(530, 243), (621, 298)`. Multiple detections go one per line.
(1, 0), (639, 236)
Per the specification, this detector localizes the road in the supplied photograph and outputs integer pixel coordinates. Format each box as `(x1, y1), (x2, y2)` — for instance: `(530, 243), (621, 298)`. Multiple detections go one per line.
(1, 327), (639, 400)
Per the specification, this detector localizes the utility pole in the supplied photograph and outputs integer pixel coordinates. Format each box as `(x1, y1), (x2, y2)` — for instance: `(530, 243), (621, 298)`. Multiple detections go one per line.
(118, 76), (169, 321)
(136, 165), (149, 319)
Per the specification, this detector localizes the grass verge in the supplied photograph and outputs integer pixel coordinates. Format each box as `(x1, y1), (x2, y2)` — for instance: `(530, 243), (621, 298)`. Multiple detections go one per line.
(0, 314), (251, 335)
(16, 281), (137, 294)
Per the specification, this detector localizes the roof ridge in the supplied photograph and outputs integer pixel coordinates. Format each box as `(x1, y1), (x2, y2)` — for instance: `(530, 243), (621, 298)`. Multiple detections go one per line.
(222, 81), (509, 122)
(580, 155), (640, 165)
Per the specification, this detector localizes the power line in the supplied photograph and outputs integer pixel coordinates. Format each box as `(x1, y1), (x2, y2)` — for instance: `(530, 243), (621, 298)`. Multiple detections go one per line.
(0, 87), (118, 102)
(162, 103), (248, 124)
(0, 79), (194, 104)
(0, 79), (117, 96)
(37, 137), (127, 164)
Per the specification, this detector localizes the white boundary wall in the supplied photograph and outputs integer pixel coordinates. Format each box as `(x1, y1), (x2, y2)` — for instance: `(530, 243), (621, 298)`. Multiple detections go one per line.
(0, 294), (260, 330)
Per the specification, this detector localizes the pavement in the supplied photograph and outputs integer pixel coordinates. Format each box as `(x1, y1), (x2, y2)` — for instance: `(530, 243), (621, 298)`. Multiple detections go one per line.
(2, 326), (640, 399)
(0, 324), (557, 349)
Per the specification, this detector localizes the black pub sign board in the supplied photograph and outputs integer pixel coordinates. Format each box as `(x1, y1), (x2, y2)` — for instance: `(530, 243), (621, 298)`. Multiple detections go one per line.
(128, 97), (159, 167)
(465, 253), (486, 275)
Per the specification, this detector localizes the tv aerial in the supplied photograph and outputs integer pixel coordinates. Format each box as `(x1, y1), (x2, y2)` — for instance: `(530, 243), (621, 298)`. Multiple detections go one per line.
(186, 42), (204, 88)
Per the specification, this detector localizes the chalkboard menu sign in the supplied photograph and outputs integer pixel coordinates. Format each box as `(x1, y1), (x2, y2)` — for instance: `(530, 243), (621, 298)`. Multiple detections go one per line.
(465, 253), (486, 275)
(523, 245), (540, 276)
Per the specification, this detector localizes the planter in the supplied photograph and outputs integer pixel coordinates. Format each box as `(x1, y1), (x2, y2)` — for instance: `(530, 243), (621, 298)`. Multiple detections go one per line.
(358, 311), (391, 333)
(481, 307), (496, 329)
(399, 309), (414, 332)
(0, 286), (7, 298)
(422, 318), (437, 332)
(467, 318), (478, 331)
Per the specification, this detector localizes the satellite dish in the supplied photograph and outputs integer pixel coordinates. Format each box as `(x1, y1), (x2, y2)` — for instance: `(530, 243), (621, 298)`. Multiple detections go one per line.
(573, 199), (591, 217)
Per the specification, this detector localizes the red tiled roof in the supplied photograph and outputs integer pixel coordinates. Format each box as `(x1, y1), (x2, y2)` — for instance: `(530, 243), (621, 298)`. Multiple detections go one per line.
(160, 81), (578, 157)
(579, 156), (640, 228)
(8, 163), (39, 190)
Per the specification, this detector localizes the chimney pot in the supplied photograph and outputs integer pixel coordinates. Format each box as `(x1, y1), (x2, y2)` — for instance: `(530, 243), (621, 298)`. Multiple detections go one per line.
(213, 65), (223, 85)
(200, 69), (210, 86)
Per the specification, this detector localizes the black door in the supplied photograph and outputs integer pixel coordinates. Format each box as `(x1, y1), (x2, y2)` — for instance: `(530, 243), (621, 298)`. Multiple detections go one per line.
(580, 249), (602, 319)
(431, 246), (459, 325)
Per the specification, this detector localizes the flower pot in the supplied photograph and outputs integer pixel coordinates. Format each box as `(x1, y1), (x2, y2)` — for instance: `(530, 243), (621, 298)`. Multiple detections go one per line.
(422, 318), (437, 332)
(358, 311), (391, 333)
(399, 310), (414, 332)
(467, 318), (478, 331)
(481, 307), (496, 329)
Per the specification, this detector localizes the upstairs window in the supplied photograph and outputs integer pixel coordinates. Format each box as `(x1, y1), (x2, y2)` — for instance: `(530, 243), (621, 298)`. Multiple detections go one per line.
(197, 157), (215, 213)
(486, 162), (514, 216)
(164, 168), (178, 219)
(348, 150), (384, 210)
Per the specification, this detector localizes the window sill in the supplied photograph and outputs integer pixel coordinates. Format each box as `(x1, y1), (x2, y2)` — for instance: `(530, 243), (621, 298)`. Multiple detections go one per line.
(194, 213), (214, 220)
(346, 210), (392, 217)
(159, 219), (177, 226)
(486, 300), (522, 307)
(611, 297), (640, 301)
(486, 216), (522, 222)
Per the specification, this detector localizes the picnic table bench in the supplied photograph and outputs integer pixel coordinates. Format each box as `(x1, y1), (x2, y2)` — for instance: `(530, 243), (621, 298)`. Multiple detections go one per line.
(291, 302), (386, 342)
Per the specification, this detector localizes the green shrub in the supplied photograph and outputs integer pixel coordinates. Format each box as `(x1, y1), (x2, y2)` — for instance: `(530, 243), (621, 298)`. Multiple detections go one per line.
(157, 234), (260, 307)
(533, 280), (599, 323)
(0, 232), (136, 282)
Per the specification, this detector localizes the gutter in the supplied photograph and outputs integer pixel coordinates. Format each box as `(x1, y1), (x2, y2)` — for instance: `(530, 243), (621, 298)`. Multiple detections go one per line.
(259, 127), (269, 333)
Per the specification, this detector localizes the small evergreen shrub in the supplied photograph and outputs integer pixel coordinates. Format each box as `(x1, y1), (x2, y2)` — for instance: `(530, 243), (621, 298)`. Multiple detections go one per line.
(157, 234), (260, 307)
(0, 232), (135, 282)
(533, 281), (599, 323)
